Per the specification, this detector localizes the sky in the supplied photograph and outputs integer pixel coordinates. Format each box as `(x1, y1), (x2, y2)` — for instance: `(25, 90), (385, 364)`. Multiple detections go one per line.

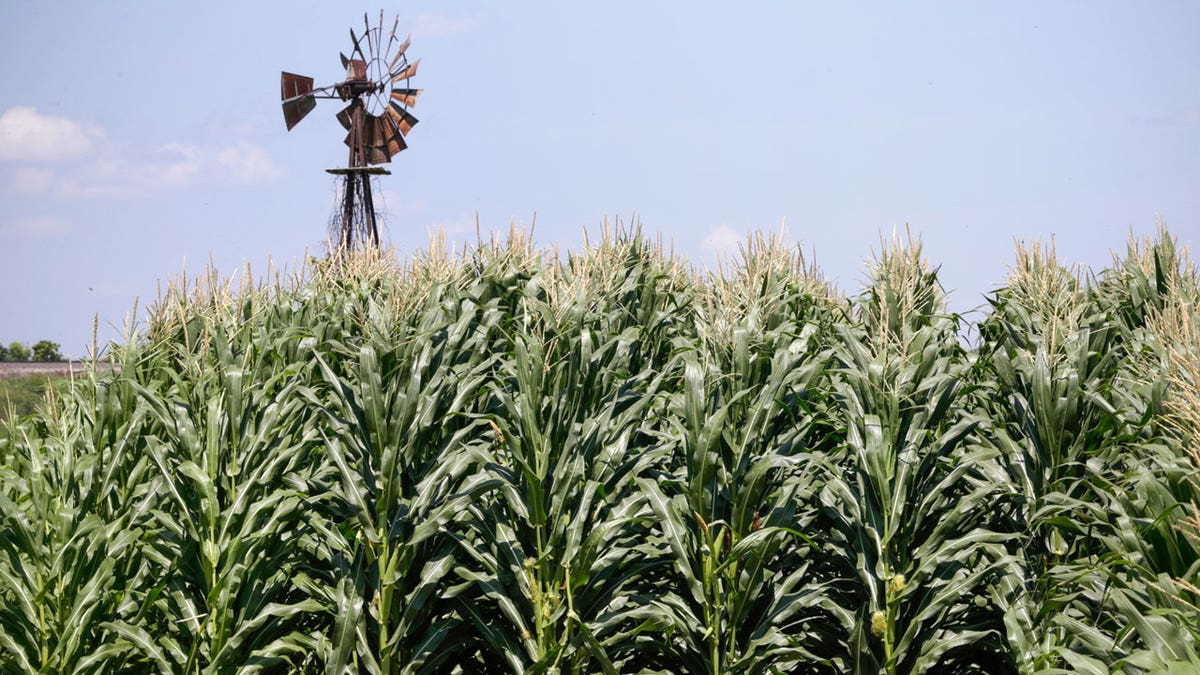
(1, 2), (1197, 357)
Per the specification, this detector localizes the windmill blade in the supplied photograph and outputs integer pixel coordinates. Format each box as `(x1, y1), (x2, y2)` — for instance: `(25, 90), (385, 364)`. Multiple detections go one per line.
(387, 101), (419, 136)
(336, 100), (362, 130)
(382, 129), (408, 160)
(365, 146), (390, 165)
(381, 110), (400, 135)
(351, 117), (402, 164)
(390, 88), (423, 108)
(390, 58), (420, 83)
(379, 10), (387, 51)
(364, 132), (403, 163)
(381, 17), (398, 70)
(340, 52), (349, 68)
(349, 27), (367, 61)
(364, 115), (388, 148)
(280, 72), (316, 130)
(342, 128), (366, 152)
(281, 72), (314, 100)
(375, 113), (408, 160)
(388, 35), (411, 71)
(282, 97), (316, 131)
(365, 136), (404, 164)
(383, 135), (407, 159)
(363, 13), (376, 62)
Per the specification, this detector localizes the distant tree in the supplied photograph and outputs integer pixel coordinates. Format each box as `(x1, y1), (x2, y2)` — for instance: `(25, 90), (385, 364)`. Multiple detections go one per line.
(31, 340), (63, 362)
(0, 343), (8, 361)
(7, 342), (30, 361)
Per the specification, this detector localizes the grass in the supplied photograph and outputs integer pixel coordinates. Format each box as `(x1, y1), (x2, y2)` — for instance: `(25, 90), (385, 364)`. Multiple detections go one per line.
(0, 374), (70, 424)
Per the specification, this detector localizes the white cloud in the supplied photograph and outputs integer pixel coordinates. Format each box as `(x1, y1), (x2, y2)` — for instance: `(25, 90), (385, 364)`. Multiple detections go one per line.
(701, 225), (741, 255)
(0, 107), (103, 161)
(46, 140), (283, 197)
(55, 158), (139, 198)
(216, 142), (284, 185)
(155, 143), (203, 187)
(55, 177), (128, 199)
(158, 142), (200, 160)
(0, 107), (284, 196)
(0, 215), (70, 238)
(411, 11), (481, 38)
(11, 167), (55, 194)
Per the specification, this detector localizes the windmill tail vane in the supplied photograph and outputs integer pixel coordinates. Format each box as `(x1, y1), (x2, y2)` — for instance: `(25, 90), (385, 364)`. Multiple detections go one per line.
(280, 11), (422, 251)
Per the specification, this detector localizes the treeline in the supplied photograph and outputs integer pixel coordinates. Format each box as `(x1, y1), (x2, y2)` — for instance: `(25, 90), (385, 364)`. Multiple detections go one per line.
(0, 340), (63, 362)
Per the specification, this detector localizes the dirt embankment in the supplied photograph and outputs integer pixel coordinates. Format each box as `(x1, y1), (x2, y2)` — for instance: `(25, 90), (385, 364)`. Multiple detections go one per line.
(0, 362), (118, 380)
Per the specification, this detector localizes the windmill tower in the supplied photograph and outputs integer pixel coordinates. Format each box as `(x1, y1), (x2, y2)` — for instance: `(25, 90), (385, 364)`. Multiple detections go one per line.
(280, 12), (422, 250)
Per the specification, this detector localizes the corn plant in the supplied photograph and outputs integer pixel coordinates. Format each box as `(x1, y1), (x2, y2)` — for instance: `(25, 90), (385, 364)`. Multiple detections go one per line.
(625, 237), (842, 675)
(439, 235), (690, 673)
(303, 285), (504, 674)
(2, 224), (1198, 674)
(806, 236), (1014, 674)
(117, 325), (326, 672)
(980, 235), (1200, 671)
(0, 366), (157, 673)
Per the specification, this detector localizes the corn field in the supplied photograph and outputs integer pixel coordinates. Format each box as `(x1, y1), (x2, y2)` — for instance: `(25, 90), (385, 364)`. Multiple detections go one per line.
(2, 225), (1198, 674)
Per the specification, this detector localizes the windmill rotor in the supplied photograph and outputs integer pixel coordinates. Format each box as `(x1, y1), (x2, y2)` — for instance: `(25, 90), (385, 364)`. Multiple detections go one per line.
(331, 11), (420, 165)
(280, 12), (422, 250)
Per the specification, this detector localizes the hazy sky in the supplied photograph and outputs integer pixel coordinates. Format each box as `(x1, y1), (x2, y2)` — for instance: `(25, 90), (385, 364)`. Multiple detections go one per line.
(1, 2), (1197, 356)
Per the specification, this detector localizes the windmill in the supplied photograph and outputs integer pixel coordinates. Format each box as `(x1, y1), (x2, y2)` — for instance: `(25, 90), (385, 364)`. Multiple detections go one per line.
(280, 12), (422, 250)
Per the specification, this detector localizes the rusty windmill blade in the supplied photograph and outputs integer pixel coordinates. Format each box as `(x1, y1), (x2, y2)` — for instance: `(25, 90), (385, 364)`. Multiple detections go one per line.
(336, 99), (362, 130)
(280, 72), (317, 130)
(381, 117), (408, 158)
(360, 110), (396, 165)
(383, 133), (407, 159)
(282, 96), (316, 131)
(363, 13), (376, 69)
(389, 35), (411, 72)
(363, 113), (398, 164)
(390, 58), (420, 83)
(365, 146), (391, 165)
(364, 116), (388, 149)
(366, 13), (385, 77)
(370, 113), (407, 161)
(386, 101), (419, 136)
(390, 88), (422, 108)
(349, 26), (367, 62)
(380, 21), (397, 71)
(282, 71), (313, 100)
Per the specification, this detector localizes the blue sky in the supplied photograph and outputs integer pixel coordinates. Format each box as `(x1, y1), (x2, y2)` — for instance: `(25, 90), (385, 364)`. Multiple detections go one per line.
(1, 2), (1197, 356)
